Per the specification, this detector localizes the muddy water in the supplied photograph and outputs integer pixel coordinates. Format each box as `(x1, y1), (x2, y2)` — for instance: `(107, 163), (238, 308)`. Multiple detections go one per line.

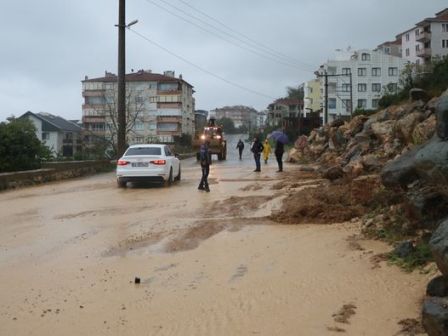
(0, 135), (435, 335)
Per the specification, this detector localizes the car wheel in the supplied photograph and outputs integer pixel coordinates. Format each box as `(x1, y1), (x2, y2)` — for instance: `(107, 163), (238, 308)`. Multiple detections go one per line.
(175, 165), (181, 181)
(165, 167), (173, 187)
(117, 178), (126, 188)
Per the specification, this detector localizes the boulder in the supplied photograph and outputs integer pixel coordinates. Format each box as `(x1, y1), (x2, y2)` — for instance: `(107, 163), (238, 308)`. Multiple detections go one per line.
(322, 165), (344, 181)
(412, 115), (437, 145)
(396, 112), (425, 144)
(371, 120), (396, 143)
(330, 119), (345, 128)
(436, 96), (448, 140)
(427, 276), (448, 297)
(409, 88), (430, 102)
(393, 240), (415, 258)
(429, 218), (448, 277)
(361, 154), (383, 172)
(328, 127), (346, 150)
(422, 296), (448, 336)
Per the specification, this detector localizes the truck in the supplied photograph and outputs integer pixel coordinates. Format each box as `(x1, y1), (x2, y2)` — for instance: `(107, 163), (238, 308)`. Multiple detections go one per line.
(193, 118), (227, 161)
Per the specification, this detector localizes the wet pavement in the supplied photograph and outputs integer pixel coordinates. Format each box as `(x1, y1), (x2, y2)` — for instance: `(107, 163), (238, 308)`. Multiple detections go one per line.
(0, 134), (434, 335)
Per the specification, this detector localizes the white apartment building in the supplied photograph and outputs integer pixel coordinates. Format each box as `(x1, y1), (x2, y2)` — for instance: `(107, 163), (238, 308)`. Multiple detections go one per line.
(210, 105), (258, 129)
(317, 49), (406, 124)
(304, 78), (321, 116)
(82, 70), (195, 145)
(397, 8), (448, 65)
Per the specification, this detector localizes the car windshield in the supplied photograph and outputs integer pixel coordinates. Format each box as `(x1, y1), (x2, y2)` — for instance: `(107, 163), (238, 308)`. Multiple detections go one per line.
(125, 147), (161, 156)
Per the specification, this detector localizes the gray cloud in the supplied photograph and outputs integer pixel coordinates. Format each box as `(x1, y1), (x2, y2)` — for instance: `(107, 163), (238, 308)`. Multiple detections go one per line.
(0, 0), (446, 121)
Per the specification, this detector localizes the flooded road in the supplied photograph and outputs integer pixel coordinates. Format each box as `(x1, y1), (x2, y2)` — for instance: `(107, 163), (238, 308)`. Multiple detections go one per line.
(0, 135), (434, 335)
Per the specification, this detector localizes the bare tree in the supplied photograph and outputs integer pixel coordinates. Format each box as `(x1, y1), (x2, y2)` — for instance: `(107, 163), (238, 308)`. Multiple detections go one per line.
(85, 88), (147, 157)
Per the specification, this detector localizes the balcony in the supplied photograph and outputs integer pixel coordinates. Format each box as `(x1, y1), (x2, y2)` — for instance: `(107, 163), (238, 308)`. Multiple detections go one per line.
(416, 31), (431, 42)
(416, 48), (432, 58)
(157, 116), (181, 123)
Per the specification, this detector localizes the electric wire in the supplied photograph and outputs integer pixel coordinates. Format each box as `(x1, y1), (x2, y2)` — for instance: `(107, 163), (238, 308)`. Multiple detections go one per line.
(175, 0), (314, 69)
(128, 27), (276, 100)
(143, 0), (314, 72)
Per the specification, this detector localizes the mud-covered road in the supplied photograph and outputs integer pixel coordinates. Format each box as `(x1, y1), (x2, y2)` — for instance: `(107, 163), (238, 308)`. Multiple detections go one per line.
(0, 135), (435, 335)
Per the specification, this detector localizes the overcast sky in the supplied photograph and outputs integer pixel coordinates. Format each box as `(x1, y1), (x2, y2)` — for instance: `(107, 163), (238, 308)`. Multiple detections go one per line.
(0, 0), (446, 122)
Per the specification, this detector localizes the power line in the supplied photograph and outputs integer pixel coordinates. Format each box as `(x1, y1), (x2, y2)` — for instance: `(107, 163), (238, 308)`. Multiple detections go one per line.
(176, 0), (314, 70)
(143, 0), (314, 72)
(128, 28), (276, 100)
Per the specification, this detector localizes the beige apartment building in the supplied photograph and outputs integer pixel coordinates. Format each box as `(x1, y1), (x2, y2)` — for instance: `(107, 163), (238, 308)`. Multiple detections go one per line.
(81, 70), (195, 145)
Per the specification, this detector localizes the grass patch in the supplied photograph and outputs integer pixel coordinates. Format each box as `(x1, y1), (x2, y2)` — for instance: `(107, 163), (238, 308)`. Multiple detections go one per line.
(387, 241), (433, 272)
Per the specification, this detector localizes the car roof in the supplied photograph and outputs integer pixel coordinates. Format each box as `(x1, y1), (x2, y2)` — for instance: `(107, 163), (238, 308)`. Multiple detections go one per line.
(127, 144), (165, 148)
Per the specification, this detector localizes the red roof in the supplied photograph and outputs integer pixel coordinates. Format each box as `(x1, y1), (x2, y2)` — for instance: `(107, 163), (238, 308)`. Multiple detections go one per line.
(82, 70), (193, 87)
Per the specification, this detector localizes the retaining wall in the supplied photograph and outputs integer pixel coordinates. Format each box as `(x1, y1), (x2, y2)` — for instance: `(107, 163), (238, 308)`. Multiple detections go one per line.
(0, 161), (114, 191)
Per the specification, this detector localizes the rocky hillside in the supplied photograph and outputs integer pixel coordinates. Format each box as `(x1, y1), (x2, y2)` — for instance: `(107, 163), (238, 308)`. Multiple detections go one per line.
(284, 89), (448, 335)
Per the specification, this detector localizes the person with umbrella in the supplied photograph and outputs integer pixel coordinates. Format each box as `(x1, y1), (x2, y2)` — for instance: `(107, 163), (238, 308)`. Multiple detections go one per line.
(269, 130), (289, 172)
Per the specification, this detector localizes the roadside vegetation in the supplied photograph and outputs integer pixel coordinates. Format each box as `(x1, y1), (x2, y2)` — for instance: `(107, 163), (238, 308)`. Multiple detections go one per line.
(0, 118), (52, 173)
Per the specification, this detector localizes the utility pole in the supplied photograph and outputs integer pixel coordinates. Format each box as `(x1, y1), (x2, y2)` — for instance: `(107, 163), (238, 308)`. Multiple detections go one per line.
(324, 70), (328, 125)
(117, 0), (126, 157)
(349, 70), (353, 118)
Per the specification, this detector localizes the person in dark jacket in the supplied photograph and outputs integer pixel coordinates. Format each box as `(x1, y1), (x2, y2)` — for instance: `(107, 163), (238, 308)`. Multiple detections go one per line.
(250, 137), (264, 172)
(275, 140), (284, 172)
(236, 139), (244, 160)
(198, 141), (211, 192)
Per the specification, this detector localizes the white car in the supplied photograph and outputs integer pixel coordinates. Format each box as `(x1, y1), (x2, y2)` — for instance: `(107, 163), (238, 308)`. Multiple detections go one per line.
(116, 144), (181, 188)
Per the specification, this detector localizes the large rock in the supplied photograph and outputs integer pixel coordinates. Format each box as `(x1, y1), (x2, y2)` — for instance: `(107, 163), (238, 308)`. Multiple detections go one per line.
(430, 218), (448, 277)
(427, 276), (448, 297)
(409, 88), (430, 102)
(436, 96), (448, 140)
(322, 165), (344, 181)
(413, 115), (437, 145)
(422, 296), (448, 336)
(371, 120), (396, 143)
(396, 112), (425, 144)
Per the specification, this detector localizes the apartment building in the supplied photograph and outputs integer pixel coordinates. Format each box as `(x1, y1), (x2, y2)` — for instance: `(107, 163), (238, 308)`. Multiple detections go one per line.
(304, 78), (321, 115)
(376, 39), (402, 57)
(397, 8), (448, 65)
(81, 70), (195, 145)
(317, 49), (406, 123)
(210, 105), (258, 129)
(267, 98), (303, 127)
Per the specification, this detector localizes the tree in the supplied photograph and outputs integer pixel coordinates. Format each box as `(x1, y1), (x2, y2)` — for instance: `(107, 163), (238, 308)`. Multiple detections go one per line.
(286, 85), (304, 100)
(0, 118), (51, 172)
(86, 87), (146, 158)
(216, 117), (236, 134)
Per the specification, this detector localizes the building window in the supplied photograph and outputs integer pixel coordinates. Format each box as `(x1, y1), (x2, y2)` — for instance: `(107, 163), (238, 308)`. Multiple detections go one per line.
(443, 24), (448, 32)
(416, 44), (420, 51)
(358, 68), (367, 76)
(361, 53), (371, 61)
(372, 83), (381, 92)
(342, 68), (351, 75)
(384, 47), (390, 54)
(358, 84), (367, 92)
(405, 48), (410, 56)
(42, 132), (50, 140)
(406, 33), (410, 41)
(372, 99), (379, 109)
(387, 83), (398, 93)
(357, 99), (367, 109)
(328, 98), (336, 109)
(443, 40), (448, 48)
(135, 96), (144, 103)
(134, 122), (144, 130)
(388, 67), (398, 76)
(343, 99), (352, 112)
(341, 84), (350, 92)
(372, 67), (381, 76)
(415, 29), (420, 36)
(149, 96), (159, 103)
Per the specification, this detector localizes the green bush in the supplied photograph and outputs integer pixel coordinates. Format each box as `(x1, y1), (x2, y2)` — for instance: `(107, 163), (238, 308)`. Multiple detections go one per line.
(0, 118), (52, 172)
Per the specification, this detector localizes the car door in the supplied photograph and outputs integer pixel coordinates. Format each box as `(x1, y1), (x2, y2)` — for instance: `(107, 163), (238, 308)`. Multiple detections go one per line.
(164, 145), (179, 175)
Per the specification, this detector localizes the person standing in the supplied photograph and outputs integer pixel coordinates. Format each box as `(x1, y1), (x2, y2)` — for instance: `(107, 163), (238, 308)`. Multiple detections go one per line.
(262, 139), (271, 164)
(198, 141), (211, 192)
(275, 140), (284, 172)
(250, 137), (264, 172)
(236, 139), (244, 160)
